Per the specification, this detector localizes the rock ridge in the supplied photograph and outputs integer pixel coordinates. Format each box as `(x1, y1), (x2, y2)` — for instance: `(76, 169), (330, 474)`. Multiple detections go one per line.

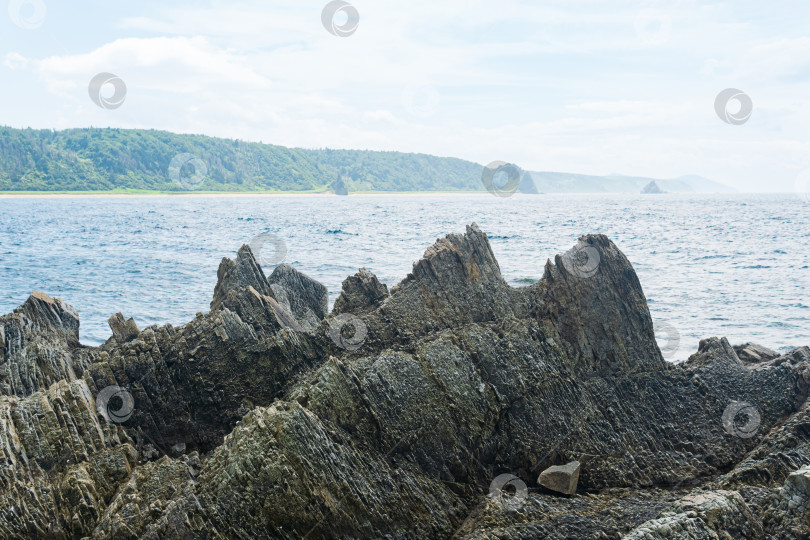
(0, 223), (808, 538)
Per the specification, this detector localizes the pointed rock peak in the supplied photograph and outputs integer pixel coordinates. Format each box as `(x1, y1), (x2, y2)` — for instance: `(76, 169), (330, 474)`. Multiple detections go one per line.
(108, 313), (140, 343)
(247, 286), (303, 332)
(548, 234), (615, 281)
(211, 244), (272, 311)
(404, 222), (503, 289)
(267, 264), (329, 327)
(333, 268), (389, 315)
(687, 337), (743, 368)
(15, 291), (80, 346)
(538, 235), (664, 374)
(378, 224), (517, 338)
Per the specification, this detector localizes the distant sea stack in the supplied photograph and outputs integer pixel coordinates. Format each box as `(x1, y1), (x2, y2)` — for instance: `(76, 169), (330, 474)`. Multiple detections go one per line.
(641, 180), (665, 194)
(332, 175), (349, 196)
(518, 172), (540, 194)
(1, 224), (809, 538)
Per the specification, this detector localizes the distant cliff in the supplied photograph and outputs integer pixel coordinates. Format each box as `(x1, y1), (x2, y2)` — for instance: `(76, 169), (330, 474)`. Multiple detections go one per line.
(524, 171), (734, 194)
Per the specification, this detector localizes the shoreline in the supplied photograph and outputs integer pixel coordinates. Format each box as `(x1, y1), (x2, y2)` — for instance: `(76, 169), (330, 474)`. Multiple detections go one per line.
(0, 191), (488, 199)
(0, 191), (775, 199)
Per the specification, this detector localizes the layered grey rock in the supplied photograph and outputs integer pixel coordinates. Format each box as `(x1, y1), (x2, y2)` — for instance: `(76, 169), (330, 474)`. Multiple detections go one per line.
(332, 267), (389, 315)
(267, 263), (329, 330)
(0, 223), (808, 539)
(734, 342), (780, 363)
(0, 291), (82, 397)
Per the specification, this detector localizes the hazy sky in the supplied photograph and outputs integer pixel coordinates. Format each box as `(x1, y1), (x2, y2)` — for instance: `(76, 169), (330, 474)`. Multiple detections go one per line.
(2, 0), (810, 192)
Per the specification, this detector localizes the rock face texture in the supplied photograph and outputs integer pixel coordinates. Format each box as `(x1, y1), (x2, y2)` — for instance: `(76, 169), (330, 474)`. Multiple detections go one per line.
(0, 223), (809, 539)
(107, 313), (140, 344)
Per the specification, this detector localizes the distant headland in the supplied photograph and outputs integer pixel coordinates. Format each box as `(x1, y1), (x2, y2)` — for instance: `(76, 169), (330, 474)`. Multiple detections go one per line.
(0, 126), (733, 194)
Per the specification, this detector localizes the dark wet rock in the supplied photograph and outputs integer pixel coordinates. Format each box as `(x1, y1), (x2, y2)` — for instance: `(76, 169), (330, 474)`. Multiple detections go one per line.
(538, 461), (581, 495)
(1, 223), (809, 538)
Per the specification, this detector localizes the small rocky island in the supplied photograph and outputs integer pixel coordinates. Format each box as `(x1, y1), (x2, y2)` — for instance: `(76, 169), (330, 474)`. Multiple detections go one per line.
(641, 180), (665, 194)
(1, 224), (808, 539)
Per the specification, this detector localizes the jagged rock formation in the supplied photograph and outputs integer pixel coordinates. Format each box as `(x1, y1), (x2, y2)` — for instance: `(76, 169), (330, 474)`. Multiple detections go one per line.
(332, 268), (389, 315)
(0, 291), (82, 397)
(0, 224), (809, 539)
(734, 342), (780, 364)
(107, 313), (140, 344)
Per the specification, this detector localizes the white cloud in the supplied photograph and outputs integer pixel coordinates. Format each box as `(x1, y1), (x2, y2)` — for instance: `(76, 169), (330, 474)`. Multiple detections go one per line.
(2, 0), (810, 191)
(4, 52), (28, 70)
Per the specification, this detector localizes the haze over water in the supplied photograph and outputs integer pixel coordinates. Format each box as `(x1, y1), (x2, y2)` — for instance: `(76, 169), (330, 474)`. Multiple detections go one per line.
(1, 193), (807, 359)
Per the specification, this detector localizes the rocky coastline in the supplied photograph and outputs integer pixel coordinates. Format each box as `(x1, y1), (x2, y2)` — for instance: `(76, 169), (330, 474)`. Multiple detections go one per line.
(1, 223), (808, 539)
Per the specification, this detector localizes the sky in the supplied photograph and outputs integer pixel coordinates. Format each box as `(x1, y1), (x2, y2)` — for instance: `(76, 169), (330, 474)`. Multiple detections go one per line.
(2, 0), (810, 192)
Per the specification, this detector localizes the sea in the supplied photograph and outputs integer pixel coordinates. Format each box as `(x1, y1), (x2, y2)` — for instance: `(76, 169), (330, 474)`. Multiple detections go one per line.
(1, 193), (807, 361)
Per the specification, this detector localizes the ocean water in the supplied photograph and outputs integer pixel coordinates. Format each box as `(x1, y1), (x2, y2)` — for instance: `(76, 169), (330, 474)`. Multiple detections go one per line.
(0, 193), (807, 360)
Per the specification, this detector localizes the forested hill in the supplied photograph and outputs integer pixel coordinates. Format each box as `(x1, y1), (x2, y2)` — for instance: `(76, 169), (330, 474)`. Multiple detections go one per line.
(0, 126), (731, 193)
(0, 127), (484, 192)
